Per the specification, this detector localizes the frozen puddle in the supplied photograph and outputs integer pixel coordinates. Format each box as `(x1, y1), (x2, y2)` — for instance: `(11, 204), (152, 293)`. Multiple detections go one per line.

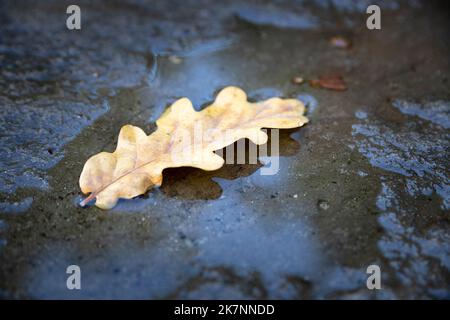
(351, 100), (450, 297)
(352, 101), (450, 210)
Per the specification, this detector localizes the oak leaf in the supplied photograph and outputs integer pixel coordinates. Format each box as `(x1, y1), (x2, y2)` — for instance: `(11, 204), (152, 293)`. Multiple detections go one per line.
(79, 86), (308, 209)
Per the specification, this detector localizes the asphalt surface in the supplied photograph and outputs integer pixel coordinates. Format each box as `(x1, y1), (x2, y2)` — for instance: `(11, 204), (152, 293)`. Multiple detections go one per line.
(0, 0), (449, 299)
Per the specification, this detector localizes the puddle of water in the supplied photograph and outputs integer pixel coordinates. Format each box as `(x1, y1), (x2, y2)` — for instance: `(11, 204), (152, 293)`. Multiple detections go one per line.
(297, 94), (319, 116)
(0, 197), (33, 214)
(352, 108), (449, 210)
(355, 110), (368, 120)
(393, 99), (450, 129)
(378, 209), (450, 296)
(234, 4), (319, 29)
(353, 101), (450, 297)
(0, 97), (109, 194)
(0, 220), (7, 232)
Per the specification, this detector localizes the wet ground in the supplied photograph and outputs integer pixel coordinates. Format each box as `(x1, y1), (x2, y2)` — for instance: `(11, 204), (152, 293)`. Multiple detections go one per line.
(0, 0), (449, 299)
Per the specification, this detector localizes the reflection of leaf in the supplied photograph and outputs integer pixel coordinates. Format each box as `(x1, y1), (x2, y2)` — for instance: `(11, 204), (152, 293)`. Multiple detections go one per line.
(79, 86), (308, 209)
(161, 129), (301, 200)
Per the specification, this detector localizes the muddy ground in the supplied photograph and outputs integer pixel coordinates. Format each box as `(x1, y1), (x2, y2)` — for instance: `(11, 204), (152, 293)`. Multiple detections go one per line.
(0, 0), (449, 299)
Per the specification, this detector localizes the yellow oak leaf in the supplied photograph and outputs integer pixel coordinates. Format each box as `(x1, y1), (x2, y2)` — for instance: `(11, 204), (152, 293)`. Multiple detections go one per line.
(79, 86), (308, 209)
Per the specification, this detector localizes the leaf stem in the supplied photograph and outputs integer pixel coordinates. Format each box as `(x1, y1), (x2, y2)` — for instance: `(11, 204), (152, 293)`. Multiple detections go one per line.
(80, 193), (96, 207)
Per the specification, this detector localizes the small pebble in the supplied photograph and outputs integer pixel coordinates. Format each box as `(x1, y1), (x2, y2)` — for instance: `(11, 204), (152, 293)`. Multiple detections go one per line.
(330, 36), (352, 49)
(169, 55), (182, 64)
(292, 76), (304, 85)
(318, 199), (330, 210)
(358, 170), (368, 177)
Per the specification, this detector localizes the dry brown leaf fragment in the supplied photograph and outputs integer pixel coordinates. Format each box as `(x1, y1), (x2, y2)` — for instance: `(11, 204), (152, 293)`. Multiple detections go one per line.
(309, 75), (347, 91)
(79, 86), (309, 209)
